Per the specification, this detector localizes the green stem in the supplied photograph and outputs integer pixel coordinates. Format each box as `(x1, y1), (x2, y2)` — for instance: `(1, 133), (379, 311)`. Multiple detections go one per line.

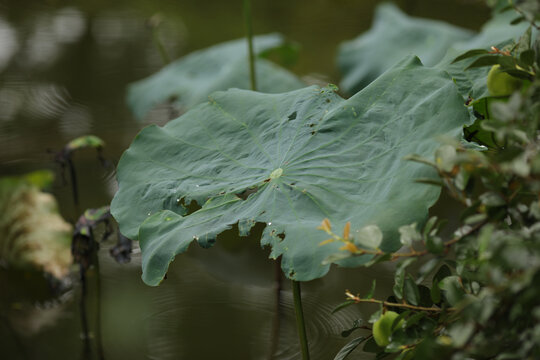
(94, 252), (105, 360)
(292, 280), (310, 360)
(243, 0), (257, 91)
(67, 157), (80, 217)
(78, 264), (91, 357)
(268, 260), (282, 359)
(152, 28), (171, 65)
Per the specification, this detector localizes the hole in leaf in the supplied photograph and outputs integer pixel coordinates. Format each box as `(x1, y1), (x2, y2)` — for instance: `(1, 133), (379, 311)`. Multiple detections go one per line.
(288, 111), (297, 121)
(235, 186), (259, 200)
(169, 197), (201, 216)
(216, 222), (266, 251)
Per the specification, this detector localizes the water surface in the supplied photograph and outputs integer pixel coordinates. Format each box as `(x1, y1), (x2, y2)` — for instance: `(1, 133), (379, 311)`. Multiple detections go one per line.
(0, 1), (487, 359)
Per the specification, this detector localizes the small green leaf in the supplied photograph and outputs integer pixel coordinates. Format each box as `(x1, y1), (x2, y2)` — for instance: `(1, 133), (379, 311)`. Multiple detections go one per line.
(434, 264), (452, 282)
(435, 145), (457, 172)
(334, 337), (367, 360)
(452, 49), (491, 63)
(392, 310), (410, 331)
(464, 213), (487, 224)
(503, 69), (533, 80)
(416, 258), (439, 284)
(439, 276), (465, 306)
(332, 300), (356, 314)
(363, 337), (385, 353)
(423, 217), (438, 239)
(354, 225), (383, 250)
(431, 264), (451, 304)
(66, 135), (105, 152)
(480, 192), (506, 207)
(477, 224), (494, 258)
(82, 206), (111, 223)
(455, 168), (471, 191)
(363, 253), (392, 267)
(404, 275), (421, 306)
(515, 27), (532, 54)
(465, 55), (502, 69)
(448, 322), (475, 347)
(399, 223), (420, 247)
(406, 311), (427, 327)
(519, 49), (535, 67)
(364, 279), (377, 299)
(430, 282), (441, 304)
(393, 258), (417, 299)
(425, 235), (444, 254)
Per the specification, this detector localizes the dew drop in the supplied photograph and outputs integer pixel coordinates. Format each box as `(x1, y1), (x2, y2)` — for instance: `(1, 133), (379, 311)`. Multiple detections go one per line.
(267, 222), (272, 226)
(147, 212), (151, 216)
(196, 184), (200, 188)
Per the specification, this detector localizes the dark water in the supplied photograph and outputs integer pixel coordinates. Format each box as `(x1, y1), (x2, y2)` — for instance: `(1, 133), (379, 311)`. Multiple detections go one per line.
(0, 0), (487, 359)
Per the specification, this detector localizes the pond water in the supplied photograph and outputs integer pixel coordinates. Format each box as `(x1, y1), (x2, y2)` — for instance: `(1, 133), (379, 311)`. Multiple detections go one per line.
(0, 0), (488, 359)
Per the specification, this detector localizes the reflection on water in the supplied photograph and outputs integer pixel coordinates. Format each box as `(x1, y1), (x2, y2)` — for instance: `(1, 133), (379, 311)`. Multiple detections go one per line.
(0, 0), (488, 359)
(0, 16), (18, 72)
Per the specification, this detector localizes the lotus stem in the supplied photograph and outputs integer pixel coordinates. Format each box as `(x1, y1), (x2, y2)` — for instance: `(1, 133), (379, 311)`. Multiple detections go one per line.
(268, 260), (282, 359)
(79, 264), (91, 357)
(292, 280), (310, 360)
(94, 252), (105, 360)
(243, 0), (257, 91)
(67, 157), (80, 216)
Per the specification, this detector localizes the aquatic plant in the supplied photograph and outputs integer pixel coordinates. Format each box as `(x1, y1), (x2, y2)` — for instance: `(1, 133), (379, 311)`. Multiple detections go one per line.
(0, 171), (72, 279)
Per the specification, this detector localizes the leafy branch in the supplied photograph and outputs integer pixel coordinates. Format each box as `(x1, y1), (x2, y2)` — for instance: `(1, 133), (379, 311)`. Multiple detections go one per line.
(318, 217), (487, 261)
(344, 290), (454, 312)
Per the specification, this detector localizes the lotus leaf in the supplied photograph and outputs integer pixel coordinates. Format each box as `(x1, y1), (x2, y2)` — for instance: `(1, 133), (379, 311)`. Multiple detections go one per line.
(338, 3), (531, 100)
(338, 3), (472, 95)
(128, 33), (304, 120)
(111, 57), (470, 286)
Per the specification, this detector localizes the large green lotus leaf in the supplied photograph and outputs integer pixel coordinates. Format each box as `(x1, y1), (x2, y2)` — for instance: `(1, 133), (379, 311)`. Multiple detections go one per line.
(338, 3), (532, 100)
(128, 33), (304, 120)
(111, 57), (470, 286)
(337, 3), (472, 95)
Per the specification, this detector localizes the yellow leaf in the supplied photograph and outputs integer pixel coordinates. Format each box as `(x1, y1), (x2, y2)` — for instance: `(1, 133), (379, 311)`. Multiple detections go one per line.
(339, 242), (359, 253)
(316, 218), (332, 233)
(319, 238), (335, 246)
(343, 221), (351, 240)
